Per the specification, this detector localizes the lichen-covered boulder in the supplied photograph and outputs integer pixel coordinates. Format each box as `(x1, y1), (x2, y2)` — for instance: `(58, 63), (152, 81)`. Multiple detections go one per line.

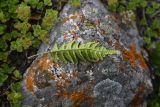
(22, 0), (153, 107)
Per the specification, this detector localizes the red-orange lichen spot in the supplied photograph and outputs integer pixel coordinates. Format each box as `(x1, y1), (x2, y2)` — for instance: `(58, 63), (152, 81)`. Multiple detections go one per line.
(38, 54), (53, 70)
(55, 72), (93, 107)
(24, 54), (53, 93)
(69, 90), (93, 107)
(137, 52), (148, 69)
(63, 17), (69, 23)
(122, 44), (136, 68)
(114, 40), (120, 49)
(25, 72), (34, 92)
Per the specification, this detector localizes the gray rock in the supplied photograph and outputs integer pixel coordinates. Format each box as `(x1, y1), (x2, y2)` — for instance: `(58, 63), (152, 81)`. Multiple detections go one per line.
(22, 0), (153, 107)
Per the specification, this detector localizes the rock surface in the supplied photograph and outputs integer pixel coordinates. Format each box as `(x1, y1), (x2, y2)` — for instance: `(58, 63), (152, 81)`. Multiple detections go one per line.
(22, 0), (153, 107)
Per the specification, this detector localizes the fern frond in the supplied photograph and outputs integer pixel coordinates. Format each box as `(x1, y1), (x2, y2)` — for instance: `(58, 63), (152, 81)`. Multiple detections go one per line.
(50, 41), (120, 64)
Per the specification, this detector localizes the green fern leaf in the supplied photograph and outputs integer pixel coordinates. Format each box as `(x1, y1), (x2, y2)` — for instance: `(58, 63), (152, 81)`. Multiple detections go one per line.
(50, 41), (120, 64)
(28, 41), (120, 64)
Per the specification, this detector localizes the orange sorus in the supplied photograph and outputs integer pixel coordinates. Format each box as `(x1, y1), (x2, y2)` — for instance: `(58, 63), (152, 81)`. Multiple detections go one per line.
(122, 44), (136, 68)
(136, 52), (148, 70)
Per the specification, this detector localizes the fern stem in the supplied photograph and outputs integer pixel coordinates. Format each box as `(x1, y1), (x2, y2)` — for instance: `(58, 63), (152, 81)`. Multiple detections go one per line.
(28, 52), (49, 59)
(52, 48), (120, 54)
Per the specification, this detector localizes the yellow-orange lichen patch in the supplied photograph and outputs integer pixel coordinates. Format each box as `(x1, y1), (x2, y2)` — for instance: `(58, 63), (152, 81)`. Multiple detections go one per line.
(24, 72), (34, 92)
(70, 30), (77, 36)
(63, 17), (70, 23)
(38, 54), (53, 70)
(70, 15), (77, 20)
(63, 12), (84, 24)
(69, 90), (93, 107)
(24, 54), (54, 93)
(122, 44), (136, 68)
(137, 52), (148, 70)
(55, 71), (94, 107)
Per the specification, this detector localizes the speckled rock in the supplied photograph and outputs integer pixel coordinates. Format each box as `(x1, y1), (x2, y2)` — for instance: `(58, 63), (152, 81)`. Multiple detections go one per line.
(22, 0), (153, 107)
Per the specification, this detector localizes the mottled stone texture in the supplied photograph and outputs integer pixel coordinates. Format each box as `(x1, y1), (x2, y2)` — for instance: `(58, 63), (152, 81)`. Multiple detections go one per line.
(22, 0), (152, 107)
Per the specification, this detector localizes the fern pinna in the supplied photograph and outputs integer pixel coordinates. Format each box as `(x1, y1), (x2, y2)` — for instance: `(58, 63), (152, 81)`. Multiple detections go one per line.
(29, 41), (120, 63)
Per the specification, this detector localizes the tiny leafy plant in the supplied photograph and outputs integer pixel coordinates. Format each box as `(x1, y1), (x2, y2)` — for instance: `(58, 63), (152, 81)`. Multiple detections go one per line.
(29, 41), (120, 64)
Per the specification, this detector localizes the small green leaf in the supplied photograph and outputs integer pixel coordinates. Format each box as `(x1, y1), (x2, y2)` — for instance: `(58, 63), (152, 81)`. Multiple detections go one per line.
(0, 64), (15, 74)
(37, 2), (43, 10)
(0, 24), (7, 35)
(0, 52), (8, 62)
(44, 0), (52, 6)
(0, 72), (8, 86)
(0, 39), (8, 51)
(10, 82), (21, 92)
(13, 70), (22, 79)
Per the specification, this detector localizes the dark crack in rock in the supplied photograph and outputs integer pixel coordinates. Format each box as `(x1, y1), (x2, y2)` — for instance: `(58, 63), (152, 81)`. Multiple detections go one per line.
(21, 0), (153, 107)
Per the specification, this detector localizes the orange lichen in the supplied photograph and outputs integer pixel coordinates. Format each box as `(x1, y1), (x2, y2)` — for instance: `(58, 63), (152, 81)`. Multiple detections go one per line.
(94, 19), (100, 26)
(70, 15), (77, 20)
(25, 73), (34, 92)
(122, 44), (136, 68)
(107, 15), (121, 23)
(106, 38), (112, 46)
(122, 44), (148, 70)
(70, 30), (77, 36)
(38, 54), (53, 70)
(137, 52), (148, 70)
(64, 32), (69, 40)
(69, 90), (93, 107)
(129, 84), (145, 107)
(114, 40), (120, 49)
(63, 12), (84, 23)
(55, 71), (94, 107)
(24, 54), (54, 93)
(100, 29), (107, 35)
(63, 17), (70, 23)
